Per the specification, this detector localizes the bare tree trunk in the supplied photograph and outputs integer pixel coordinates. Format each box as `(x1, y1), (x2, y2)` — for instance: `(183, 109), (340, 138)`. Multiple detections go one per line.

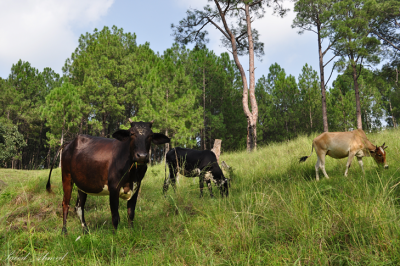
(389, 100), (397, 127)
(317, 27), (329, 132)
(351, 62), (362, 130)
(34, 122), (43, 169)
(309, 105), (313, 132)
(245, 4), (258, 152)
(211, 139), (222, 164)
(59, 128), (64, 168)
(46, 145), (51, 169)
(203, 66), (206, 150)
(101, 113), (107, 137)
(215, 1), (258, 152)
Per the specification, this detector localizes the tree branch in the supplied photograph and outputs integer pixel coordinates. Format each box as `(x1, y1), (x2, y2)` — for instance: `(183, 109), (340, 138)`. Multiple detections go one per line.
(372, 30), (400, 51)
(324, 62), (337, 88)
(323, 55), (337, 68)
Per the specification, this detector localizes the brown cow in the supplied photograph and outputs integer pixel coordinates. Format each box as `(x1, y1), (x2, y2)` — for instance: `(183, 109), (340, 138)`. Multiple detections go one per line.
(300, 129), (388, 180)
(46, 120), (170, 234)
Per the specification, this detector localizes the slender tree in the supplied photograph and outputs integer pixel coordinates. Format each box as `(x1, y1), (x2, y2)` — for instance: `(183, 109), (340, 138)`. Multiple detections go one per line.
(329, 0), (381, 129)
(292, 0), (338, 132)
(172, 0), (288, 152)
(41, 82), (83, 167)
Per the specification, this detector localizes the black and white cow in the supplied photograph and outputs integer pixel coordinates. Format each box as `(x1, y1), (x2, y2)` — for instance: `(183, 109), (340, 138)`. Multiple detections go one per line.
(164, 147), (229, 197)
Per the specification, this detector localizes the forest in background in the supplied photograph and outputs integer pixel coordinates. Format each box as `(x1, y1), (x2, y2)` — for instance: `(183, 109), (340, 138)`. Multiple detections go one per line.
(0, 0), (399, 169)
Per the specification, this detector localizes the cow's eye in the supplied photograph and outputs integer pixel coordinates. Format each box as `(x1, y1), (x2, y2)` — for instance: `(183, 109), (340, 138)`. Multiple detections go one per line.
(378, 154), (382, 157)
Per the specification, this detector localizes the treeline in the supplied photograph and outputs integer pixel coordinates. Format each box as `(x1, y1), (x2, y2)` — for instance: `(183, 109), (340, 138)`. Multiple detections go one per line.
(0, 23), (399, 169)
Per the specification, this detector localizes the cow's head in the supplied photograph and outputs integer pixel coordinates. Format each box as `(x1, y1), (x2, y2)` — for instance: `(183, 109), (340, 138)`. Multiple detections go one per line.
(370, 143), (388, 169)
(112, 119), (170, 164)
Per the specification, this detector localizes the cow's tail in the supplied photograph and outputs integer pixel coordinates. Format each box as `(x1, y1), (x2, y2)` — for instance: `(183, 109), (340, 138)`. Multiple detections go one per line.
(299, 145), (314, 163)
(46, 142), (70, 193)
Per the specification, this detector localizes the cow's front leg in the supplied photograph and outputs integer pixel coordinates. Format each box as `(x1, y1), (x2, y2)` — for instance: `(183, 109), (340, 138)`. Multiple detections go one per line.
(204, 171), (214, 198)
(344, 153), (355, 177)
(109, 191), (120, 231)
(357, 157), (364, 174)
(199, 174), (205, 197)
(75, 190), (89, 234)
(127, 182), (141, 228)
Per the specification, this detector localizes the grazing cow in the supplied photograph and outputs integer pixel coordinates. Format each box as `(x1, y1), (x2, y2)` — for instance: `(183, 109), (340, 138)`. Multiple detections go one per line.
(164, 147), (229, 197)
(46, 120), (170, 234)
(300, 129), (388, 180)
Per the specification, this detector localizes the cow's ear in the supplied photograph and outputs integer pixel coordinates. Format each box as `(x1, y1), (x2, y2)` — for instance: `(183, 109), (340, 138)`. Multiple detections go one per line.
(152, 133), (170, 145)
(369, 149), (375, 154)
(112, 130), (130, 141)
(384, 146), (388, 150)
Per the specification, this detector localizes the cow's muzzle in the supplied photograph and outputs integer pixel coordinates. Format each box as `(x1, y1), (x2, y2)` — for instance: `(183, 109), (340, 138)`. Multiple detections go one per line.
(384, 165), (389, 169)
(135, 152), (149, 163)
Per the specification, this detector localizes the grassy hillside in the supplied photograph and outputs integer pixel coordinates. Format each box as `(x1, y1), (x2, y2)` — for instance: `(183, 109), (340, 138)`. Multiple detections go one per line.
(1, 129), (400, 265)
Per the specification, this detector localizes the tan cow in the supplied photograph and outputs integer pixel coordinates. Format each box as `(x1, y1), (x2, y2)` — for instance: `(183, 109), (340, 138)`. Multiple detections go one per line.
(300, 129), (388, 180)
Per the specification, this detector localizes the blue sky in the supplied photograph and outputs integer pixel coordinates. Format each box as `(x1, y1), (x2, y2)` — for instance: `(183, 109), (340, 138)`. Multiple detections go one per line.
(0, 0), (338, 87)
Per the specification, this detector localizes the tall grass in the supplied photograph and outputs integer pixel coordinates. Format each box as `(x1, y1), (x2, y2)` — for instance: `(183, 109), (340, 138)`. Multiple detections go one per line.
(0, 129), (400, 265)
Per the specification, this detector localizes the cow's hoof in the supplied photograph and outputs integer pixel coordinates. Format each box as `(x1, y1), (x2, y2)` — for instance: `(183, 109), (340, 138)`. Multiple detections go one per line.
(83, 226), (89, 235)
(61, 227), (68, 235)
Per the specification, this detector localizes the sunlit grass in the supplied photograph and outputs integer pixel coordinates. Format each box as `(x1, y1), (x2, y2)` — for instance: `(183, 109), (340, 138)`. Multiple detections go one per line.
(1, 129), (400, 265)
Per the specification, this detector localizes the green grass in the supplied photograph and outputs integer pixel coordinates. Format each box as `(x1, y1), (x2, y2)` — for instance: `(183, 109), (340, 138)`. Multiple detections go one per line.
(1, 129), (400, 265)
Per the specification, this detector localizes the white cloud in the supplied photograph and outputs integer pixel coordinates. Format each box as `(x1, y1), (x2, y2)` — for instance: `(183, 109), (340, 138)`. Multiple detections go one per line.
(172, 0), (209, 10)
(0, 0), (114, 78)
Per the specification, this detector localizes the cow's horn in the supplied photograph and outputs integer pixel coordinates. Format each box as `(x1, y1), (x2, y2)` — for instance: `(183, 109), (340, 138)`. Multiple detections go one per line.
(382, 142), (385, 147)
(150, 120), (154, 124)
(128, 118), (133, 123)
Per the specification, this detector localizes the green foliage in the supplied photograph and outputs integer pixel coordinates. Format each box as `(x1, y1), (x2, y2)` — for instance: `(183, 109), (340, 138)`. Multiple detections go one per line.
(298, 64), (323, 132)
(63, 26), (137, 137)
(328, 66), (384, 131)
(256, 63), (304, 143)
(0, 122), (26, 164)
(41, 82), (83, 140)
(330, 0), (381, 71)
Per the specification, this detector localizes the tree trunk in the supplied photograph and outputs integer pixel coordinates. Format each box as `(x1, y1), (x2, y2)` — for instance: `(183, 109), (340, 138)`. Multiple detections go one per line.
(389, 100), (397, 127)
(317, 27), (329, 132)
(34, 122), (43, 169)
(351, 61), (362, 129)
(211, 139), (222, 164)
(245, 4), (258, 152)
(203, 66), (206, 151)
(59, 128), (64, 168)
(309, 105), (313, 132)
(101, 113), (107, 137)
(46, 145), (51, 169)
(164, 129), (169, 161)
(216, 1), (258, 152)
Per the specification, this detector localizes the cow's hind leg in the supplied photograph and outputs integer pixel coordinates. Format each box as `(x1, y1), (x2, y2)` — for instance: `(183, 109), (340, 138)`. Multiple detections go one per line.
(127, 182), (141, 228)
(75, 190), (89, 234)
(61, 172), (73, 235)
(316, 150), (329, 180)
(315, 157), (321, 181)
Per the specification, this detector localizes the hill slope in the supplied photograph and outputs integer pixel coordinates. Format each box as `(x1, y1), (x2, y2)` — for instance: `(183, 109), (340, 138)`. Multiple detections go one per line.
(1, 129), (400, 265)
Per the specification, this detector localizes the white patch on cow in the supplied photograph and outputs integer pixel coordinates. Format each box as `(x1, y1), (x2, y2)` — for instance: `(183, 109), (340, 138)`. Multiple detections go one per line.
(379, 147), (384, 154)
(75, 206), (85, 228)
(77, 183), (139, 201)
(205, 171), (221, 186)
(193, 168), (201, 176)
(78, 185), (110, 196)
